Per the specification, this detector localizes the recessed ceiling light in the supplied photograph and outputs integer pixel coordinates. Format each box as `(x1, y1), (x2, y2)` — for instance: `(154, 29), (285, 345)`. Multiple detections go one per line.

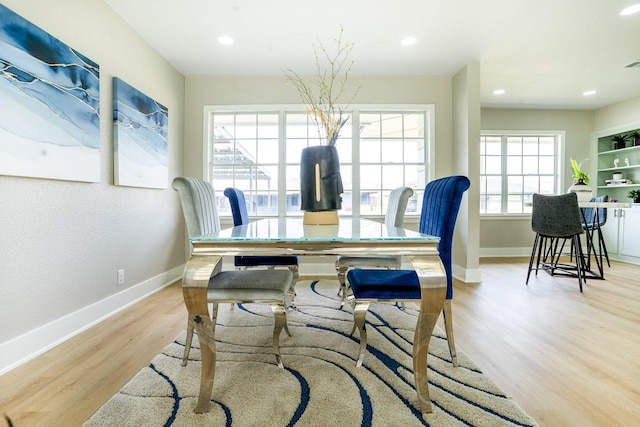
(583, 90), (596, 96)
(493, 89), (505, 95)
(621, 4), (640, 15)
(218, 36), (234, 45)
(400, 36), (417, 46)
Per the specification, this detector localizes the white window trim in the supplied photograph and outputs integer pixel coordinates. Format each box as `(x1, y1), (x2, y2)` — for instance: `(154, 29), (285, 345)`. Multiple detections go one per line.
(480, 129), (565, 217)
(203, 104), (436, 217)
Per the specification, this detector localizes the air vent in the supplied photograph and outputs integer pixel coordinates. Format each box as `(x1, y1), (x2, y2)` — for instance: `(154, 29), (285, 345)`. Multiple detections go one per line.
(625, 60), (640, 68)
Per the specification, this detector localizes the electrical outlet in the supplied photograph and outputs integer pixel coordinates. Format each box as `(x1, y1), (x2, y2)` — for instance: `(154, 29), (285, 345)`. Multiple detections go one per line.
(117, 269), (125, 286)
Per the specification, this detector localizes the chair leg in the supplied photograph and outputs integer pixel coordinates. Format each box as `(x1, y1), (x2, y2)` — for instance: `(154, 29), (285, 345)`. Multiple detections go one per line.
(212, 304), (221, 342)
(442, 300), (459, 367)
(526, 234), (540, 284)
(573, 235), (586, 292)
(287, 265), (299, 308)
(182, 303), (219, 367)
(271, 303), (288, 369)
(549, 237), (563, 274)
(351, 300), (370, 367)
(335, 263), (349, 309)
(598, 228), (611, 267)
(540, 236), (552, 269)
(182, 315), (195, 367)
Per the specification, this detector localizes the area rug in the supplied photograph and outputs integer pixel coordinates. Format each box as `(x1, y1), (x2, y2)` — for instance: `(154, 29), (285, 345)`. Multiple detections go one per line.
(85, 280), (537, 427)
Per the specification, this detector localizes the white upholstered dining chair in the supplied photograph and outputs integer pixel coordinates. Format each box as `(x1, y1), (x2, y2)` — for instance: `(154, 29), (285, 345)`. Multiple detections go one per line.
(172, 176), (294, 368)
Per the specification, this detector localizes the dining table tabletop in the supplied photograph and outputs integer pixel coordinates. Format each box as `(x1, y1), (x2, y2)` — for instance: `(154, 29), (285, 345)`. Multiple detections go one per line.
(182, 217), (445, 417)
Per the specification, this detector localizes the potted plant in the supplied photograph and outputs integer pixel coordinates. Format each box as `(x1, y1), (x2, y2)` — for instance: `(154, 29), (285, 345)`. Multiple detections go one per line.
(630, 130), (640, 147)
(628, 189), (640, 203)
(285, 28), (360, 224)
(570, 157), (589, 184)
(612, 134), (628, 150)
(568, 157), (592, 202)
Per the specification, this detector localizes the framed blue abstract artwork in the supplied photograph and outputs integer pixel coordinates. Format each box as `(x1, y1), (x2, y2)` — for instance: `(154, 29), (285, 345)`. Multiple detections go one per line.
(0, 4), (100, 183)
(113, 77), (168, 189)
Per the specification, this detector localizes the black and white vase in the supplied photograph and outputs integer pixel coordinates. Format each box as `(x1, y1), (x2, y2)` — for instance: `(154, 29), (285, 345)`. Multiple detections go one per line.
(568, 179), (593, 203)
(300, 145), (343, 223)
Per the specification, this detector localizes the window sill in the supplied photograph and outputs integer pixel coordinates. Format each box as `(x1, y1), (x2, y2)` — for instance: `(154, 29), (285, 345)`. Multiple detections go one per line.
(480, 214), (530, 220)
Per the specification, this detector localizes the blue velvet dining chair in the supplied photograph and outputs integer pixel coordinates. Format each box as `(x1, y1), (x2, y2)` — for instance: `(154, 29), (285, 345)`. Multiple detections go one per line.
(580, 194), (610, 267)
(223, 187), (299, 302)
(346, 175), (471, 367)
(334, 186), (414, 308)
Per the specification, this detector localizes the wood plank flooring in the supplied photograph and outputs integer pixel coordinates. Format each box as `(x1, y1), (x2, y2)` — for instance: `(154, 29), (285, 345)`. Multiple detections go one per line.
(1, 257), (639, 426)
(453, 257), (640, 427)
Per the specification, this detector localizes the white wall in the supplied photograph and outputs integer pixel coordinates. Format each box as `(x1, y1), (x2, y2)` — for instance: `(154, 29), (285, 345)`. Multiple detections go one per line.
(594, 95), (640, 131)
(452, 64), (481, 282)
(0, 0), (186, 373)
(479, 108), (594, 255)
(184, 76), (455, 179)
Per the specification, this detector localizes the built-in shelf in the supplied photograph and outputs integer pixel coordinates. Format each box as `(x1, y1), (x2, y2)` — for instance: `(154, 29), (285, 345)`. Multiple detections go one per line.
(598, 146), (640, 156)
(592, 122), (640, 265)
(599, 165), (639, 172)
(597, 184), (640, 189)
(594, 124), (640, 202)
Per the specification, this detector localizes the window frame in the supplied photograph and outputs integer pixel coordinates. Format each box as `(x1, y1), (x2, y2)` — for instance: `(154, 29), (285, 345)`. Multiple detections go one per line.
(480, 130), (565, 217)
(203, 104), (435, 219)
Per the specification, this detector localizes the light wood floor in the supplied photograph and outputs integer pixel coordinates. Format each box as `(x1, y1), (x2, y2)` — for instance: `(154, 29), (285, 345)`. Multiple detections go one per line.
(1, 257), (639, 426)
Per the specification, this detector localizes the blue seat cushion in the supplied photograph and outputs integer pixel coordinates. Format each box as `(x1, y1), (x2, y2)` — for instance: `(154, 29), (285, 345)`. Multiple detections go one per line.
(234, 255), (298, 267)
(347, 269), (421, 300)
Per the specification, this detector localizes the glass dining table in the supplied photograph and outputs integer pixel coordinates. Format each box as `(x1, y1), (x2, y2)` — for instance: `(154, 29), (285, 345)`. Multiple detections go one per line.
(182, 217), (444, 416)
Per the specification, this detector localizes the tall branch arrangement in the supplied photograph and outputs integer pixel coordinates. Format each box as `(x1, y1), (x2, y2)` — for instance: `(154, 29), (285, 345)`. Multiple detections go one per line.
(285, 28), (360, 146)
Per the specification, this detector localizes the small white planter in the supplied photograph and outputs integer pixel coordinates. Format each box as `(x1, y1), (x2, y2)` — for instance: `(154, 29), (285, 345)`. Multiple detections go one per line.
(568, 181), (593, 203)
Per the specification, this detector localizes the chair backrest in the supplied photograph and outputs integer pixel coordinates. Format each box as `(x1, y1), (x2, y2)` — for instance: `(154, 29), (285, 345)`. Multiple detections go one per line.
(531, 192), (583, 238)
(581, 195), (608, 227)
(418, 176), (471, 299)
(385, 187), (414, 227)
(172, 177), (220, 237)
(223, 187), (250, 226)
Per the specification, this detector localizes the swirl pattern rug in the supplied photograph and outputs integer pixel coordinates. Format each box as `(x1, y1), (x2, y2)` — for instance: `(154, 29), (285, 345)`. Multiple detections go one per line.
(85, 280), (537, 427)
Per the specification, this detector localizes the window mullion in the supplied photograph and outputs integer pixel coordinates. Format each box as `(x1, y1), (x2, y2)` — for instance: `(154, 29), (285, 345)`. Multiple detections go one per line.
(351, 110), (360, 217)
(278, 111), (286, 216)
(501, 135), (509, 214)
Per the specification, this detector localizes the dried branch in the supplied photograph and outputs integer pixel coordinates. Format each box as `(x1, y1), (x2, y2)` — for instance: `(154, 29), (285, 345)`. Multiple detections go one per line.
(285, 27), (360, 146)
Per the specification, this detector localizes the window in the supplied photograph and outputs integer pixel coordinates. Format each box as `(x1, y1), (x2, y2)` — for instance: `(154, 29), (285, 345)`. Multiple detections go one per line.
(206, 105), (433, 218)
(480, 131), (562, 215)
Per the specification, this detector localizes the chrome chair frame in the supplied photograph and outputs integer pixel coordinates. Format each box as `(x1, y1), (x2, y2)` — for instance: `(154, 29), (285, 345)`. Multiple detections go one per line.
(173, 177), (293, 368)
(334, 186), (414, 307)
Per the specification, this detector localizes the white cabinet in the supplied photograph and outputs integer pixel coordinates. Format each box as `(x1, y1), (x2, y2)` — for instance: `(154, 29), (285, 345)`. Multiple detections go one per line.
(600, 206), (640, 263)
(601, 210), (621, 255)
(620, 207), (640, 258)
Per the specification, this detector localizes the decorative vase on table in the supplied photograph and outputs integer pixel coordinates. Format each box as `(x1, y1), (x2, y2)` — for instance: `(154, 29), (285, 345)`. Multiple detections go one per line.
(568, 179), (593, 203)
(300, 145), (343, 224)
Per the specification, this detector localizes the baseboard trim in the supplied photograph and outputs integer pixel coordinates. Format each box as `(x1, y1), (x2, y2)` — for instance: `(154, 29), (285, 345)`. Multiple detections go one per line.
(0, 265), (184, 375)
(479, 247), (532, 257)
(454, 265), (482, 283)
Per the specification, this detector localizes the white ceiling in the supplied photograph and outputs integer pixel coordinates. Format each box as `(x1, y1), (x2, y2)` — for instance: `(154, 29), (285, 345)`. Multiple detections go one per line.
(104, 0), (640, 110)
